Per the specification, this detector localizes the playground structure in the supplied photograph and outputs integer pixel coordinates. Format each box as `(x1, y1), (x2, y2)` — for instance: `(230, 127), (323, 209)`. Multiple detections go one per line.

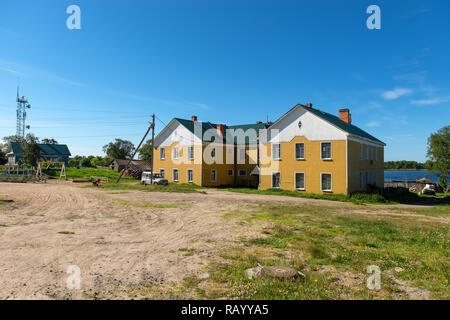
(0, 164), (36, 182)
(36, 161), (67, 181)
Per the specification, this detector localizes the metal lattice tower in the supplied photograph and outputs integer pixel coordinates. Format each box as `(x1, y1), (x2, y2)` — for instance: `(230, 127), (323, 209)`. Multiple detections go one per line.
(16, 87), (31, 138)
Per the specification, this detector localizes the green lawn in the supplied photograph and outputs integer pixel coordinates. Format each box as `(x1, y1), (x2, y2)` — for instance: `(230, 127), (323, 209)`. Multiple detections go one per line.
(43, 167), (135, 181)
(187, 203), (449, 300)
(99, 181), (206, 194)
(226, 187), (450, 205)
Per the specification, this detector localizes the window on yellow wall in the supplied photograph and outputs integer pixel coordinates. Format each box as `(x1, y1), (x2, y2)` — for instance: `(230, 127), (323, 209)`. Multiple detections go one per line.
(211, 169), (217, 182)
(272, 172), (281, 188)
(160, 169), (165, 178)
(360, 144), (363, 160)
(238, 147), (246, 162)
(295, 172), (305, 190)
(366, 145), (369, 160)
(321, 142), (332, 160)
(295, 143), (305, 160)
(173, 169), (179, 182)
(211, 148), (216, 159)
(272, 144), (281, 160)
(160, 148), (165, 160)
(187, 169), (193, 183)
(228, 169), (234, 176)
(173, 147), (179, 160)
(187, 146), (194, 160)
(321, 173), (332, 192)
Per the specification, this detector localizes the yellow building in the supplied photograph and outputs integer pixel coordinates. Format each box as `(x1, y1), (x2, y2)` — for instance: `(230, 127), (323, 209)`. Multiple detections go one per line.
(153, 104), (385, 194)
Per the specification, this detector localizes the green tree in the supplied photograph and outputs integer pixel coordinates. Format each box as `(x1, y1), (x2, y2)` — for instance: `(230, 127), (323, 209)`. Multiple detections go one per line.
(0, 150), (7, 165)
(426, 126), (449, 190)
(90, 157), (100, 167)
(1, 135), (25, 153)
(138, 139), (153, 161)
(41, 138), (58, 144)
(22, 134), (41, 165)
(103, 139), (135, 160)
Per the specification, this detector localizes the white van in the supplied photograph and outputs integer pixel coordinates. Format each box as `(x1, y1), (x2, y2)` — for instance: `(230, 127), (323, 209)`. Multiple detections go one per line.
(141, 171), (168, 186)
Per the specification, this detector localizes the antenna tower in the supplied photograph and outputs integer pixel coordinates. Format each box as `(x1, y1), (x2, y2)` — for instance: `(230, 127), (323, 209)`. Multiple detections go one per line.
(16, 87), (31, 138)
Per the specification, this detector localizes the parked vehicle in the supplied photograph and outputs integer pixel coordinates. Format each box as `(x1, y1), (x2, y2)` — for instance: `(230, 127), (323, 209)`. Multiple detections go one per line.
(141, 171), (168, 186)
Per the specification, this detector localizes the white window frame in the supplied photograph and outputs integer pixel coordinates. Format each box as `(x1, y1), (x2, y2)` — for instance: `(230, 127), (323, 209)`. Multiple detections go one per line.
(272, 143), (281, 160)
(295, 143), (305, 160)
(238, 169), (247, 176)
(227, 169), (234, 176)
(320, 173), (332, 192)
(272, 172), (281, 189)
(160, 148), (165, 160)
(187, 146), (194, 161)
(172, 147), (179, 160)
(320, 142), (332, 160)
(187, 169), (193, 183)
(238, 147), (246, 162)
(160, 169), (165, 178)
(294, 172), (305, 190)
(211, 169), (217, 182)
(173, 168), (179, 182)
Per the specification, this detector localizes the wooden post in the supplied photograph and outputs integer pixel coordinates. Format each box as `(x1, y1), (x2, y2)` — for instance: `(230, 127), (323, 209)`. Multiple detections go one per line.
(116, 117), (154, 184)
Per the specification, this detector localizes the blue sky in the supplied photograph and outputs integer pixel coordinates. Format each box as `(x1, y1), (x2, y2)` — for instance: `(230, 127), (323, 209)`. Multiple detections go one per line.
(0, 0), (449, 161)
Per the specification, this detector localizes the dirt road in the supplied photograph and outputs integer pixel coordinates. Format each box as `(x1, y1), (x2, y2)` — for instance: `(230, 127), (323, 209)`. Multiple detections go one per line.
(0, 181), (445, 299)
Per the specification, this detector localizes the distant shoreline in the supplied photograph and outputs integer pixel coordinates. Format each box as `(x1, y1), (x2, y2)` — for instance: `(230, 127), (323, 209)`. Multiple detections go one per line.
(384, 169), (428, 171)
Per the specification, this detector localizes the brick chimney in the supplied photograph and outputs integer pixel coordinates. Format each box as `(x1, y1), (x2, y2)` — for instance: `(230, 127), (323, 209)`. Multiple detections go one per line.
(216, 124), (225, 137)
(191, 115), (198, 122)
(305, 103), (313, 108)
(339, 108), (351, 124)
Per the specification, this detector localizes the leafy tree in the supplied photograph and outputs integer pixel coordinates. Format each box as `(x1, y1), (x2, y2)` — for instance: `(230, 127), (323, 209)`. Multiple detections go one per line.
(103, 139), (135, 160)
(68, 158), (79, 167)
(426, 126), (450, 190)
(90, 157), (100, 167)
(0, 150), (7, 165)
(138, 139), (153, 161)
(22, 134), (41, 165)
(41, 138), (58, 144)
(1, 135), (25, 153)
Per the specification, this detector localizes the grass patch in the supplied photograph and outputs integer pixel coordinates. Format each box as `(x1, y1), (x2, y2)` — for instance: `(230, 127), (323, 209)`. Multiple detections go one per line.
(101, 182), (206, 194)
(179, 248), (196, 256)
(58, 231), (75, 235)
(226, 188), (450, 205)
(198, 204), (449, 299)
(0, 200), (14, 205)
(25, 212), (35, 216)
(43, 167), (135, 181)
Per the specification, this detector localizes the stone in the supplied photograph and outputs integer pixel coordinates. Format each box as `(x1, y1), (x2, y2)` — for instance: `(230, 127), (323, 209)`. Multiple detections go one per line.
(261, 266), (305, 280)
(245, 265), (305, 281)
(244, 266), (263, 279)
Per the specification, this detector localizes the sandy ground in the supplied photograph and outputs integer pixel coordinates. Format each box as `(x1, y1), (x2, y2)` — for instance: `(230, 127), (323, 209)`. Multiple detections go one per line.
(0, 181), (445, 299)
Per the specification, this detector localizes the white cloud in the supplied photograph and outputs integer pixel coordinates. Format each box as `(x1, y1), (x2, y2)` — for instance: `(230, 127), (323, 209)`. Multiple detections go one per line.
(381, 88), (413, 100)
(366, 121), (381, 127)
(410, 97), (450, 105)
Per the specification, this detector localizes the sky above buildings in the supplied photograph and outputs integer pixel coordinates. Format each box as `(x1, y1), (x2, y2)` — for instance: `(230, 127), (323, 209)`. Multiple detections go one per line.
(0, 0), (449, 161)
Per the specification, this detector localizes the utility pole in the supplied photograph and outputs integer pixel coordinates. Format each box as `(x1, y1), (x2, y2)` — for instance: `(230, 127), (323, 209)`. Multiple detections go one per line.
(150, 113), (155, 185)
(115, 114), (154, 184)
(16, 87), (31, 138)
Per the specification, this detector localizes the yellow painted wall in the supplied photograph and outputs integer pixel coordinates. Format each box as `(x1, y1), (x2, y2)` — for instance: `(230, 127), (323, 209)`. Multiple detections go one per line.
(153, 143), (203, 185)
(201, 143), (236, 186)
(259, 137), (347, 194)
(347, 140), (384, 193)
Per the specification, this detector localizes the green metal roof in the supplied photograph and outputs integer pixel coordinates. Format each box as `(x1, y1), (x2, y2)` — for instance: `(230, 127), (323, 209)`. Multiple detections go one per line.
(302, 106), (385, 144)
(9, 142), (71, 156)
(174, 118), (269, 144)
